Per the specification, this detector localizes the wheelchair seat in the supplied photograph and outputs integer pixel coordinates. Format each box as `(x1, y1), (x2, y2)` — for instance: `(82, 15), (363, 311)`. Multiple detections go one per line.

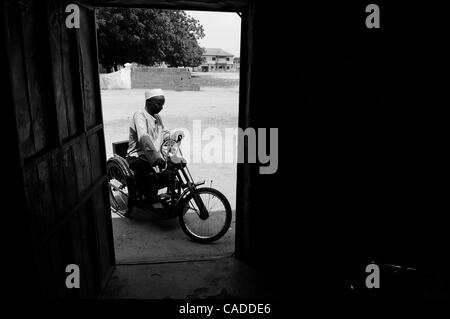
(112, 140), (129, 158)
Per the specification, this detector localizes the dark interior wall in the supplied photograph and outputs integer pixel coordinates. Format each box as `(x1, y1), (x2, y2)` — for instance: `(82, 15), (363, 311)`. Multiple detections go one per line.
(237, 0), (449, 295)
(2, 0), (115, 298)
(1, 2), (38, 298)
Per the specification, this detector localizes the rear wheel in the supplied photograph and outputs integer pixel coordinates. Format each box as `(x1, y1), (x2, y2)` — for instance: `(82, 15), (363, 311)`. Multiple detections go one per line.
(179, 187), (232, 243)
(107, 156), (135, 217)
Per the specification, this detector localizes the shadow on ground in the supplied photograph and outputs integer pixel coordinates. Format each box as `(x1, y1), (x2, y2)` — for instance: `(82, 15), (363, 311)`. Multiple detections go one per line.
(112, 207), (236, 263)
(101, 257), (282, 299)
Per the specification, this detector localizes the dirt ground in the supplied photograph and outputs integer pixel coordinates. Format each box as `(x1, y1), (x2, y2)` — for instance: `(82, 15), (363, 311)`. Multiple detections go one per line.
(101, 71), (239, 262)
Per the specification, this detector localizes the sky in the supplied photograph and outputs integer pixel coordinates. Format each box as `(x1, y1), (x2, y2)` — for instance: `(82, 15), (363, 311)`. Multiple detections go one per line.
(185, 10), (241, 57)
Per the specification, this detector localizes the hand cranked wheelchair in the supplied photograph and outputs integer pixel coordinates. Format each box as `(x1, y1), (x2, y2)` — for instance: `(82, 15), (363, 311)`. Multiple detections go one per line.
(106, 137), (232, 243)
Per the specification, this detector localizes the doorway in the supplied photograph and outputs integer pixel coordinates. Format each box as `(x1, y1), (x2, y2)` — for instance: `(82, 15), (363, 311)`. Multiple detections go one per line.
(96, 7), (242, 264)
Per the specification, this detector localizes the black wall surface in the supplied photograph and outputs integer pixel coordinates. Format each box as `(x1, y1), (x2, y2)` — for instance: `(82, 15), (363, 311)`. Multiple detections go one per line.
(238, 1), (449, 297)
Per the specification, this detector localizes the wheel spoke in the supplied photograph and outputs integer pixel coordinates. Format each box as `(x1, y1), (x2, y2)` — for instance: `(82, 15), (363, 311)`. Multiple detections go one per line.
(206, 193), (212, 210)
(107, 162), (130, 216)
(182, 189), (231, 241)
(188, 201), (201, 217)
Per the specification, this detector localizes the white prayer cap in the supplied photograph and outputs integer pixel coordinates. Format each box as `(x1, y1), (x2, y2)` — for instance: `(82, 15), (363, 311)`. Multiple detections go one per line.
(145, 89), (164, 100)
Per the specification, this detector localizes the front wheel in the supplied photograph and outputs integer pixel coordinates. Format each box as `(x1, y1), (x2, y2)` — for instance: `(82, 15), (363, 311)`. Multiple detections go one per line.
(179, 187), (232, 243)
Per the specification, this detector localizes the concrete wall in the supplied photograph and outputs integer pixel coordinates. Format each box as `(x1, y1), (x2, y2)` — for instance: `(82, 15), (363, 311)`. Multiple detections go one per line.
(99, 66), (200, 91)
(99, 67), (131, 89)
(130, 67), (200, 91)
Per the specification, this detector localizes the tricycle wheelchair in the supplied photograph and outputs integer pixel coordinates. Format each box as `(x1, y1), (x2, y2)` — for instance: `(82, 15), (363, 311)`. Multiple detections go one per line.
(106, 137), (232, 243)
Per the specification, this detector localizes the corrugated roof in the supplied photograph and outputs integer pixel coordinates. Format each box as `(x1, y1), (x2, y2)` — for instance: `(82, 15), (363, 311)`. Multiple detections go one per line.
(203, 48), (234, 57)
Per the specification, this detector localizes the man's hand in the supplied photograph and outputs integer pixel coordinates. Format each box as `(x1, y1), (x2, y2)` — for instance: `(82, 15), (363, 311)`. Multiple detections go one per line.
(171, 130), (185, 141)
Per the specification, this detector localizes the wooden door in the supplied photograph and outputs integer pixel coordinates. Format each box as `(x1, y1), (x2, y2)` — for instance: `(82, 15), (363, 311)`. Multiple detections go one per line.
(3, 0), (114, 298)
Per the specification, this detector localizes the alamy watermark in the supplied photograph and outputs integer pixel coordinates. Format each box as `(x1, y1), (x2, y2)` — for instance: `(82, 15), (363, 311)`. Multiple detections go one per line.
(365, 263), (380, 289)
(365, 4), (380, 29)
(65, 264), (80, 289)
(169, 121), (278, 175)
(66, 3), (381, 30)
(65, 4), (80, 29)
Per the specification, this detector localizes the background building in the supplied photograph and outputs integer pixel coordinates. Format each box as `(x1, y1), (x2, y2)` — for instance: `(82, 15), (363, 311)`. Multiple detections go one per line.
(200, 48), (235, 71)
(233, 57), (240, 70)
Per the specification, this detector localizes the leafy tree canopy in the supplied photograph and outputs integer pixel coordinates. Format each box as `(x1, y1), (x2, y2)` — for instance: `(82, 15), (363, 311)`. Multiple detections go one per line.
(96, 8), (205, 71)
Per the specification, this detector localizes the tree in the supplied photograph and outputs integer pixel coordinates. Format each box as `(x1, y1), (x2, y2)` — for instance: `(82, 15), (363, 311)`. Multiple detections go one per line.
(96, 8), (205, 72)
